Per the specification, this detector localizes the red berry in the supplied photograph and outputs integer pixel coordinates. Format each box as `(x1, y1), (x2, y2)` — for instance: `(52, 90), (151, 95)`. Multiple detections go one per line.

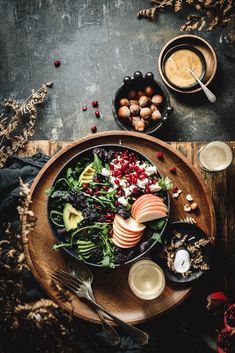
(169, 167), (177, 174)
(82, 106), (87, 111)
(54, 60), (61, 68)
(114, 179), (120, 185)
(156, 152), (164, 160)
(91, 125), (97, 133)
(172, 187), (178, 193)
(92, 100), (99, 108)
(95, 111), (100, 118)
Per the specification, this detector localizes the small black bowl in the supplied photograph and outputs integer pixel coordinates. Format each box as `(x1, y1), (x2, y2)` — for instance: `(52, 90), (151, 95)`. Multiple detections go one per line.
(47, 144), (170, 268)
(112, 71), (173, 135)
(162, 44), (206, 91)
(160, 221), (213, 283)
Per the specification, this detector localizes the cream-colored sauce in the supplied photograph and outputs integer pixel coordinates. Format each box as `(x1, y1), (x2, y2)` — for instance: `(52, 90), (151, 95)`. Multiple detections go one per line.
(165, 49), (203, 88)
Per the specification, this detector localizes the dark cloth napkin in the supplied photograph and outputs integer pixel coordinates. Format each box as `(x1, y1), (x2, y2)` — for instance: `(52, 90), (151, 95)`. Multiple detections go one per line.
(0, 153), (214, 353)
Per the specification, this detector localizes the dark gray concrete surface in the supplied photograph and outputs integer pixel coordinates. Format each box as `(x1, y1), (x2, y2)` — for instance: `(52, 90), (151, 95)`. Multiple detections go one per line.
(0, 0), (234, 141)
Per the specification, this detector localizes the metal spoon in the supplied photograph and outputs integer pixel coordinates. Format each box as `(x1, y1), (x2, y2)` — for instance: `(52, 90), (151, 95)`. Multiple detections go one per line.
(188, 68), (216, 103)
(68, 261), (120, 346)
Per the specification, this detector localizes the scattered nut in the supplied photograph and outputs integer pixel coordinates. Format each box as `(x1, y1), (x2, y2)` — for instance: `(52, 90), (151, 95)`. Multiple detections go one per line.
(131, 116), (141, 126)
(137, 90), (145, 99)
(135, 119), (145, 132)
(151, 110), (161, 121)
(129, 99), (139, 105)
(191, 202), (198, 210)
(128, 90), (137, 100)
(144, 86), (154, 97)
(118, 106), (130, 119)
(178, 190), (182, 194)
(152, 94), (163, 105)
(186, 194), (193, 202)
(184, 204), (192, 212)
(130, 104), (141, 115)
(140, 107), (151, 119)
(139, 95), (149, 108)
(150, 104), (157, 113)
(119, 98), (129, 106)
(173, 192), (179, 198)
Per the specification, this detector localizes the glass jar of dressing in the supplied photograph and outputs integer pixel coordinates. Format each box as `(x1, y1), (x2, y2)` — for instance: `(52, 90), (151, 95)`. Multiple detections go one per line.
(128, 259), (165, 300)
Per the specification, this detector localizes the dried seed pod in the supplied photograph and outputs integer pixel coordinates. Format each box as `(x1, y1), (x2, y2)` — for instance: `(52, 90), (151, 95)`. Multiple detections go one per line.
(129, 99), (139, 105)
(151, 110), (161, 121)
(118, 106), (130, 119)
(186, 194), (193, 202)
(135, 119), (145, 132)
(152, 94), (163, 105)
(137, 90), (145, 99)
(128, 90), (137, 100)
(144, 86), (154, 97)
(130, 104), (141, 116)
(140, 107), (151, 119)
(191, 202), (198, 210)
(139, 95), (149, 107)
(131, 116), (141, 126)
(150, 104), (157, 112)
(119, 98), (129, 107)
(184, 204), (192, 212)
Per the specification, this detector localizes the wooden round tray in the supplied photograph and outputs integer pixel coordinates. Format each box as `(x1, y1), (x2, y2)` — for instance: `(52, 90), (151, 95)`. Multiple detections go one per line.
(23, 131), (216, 325)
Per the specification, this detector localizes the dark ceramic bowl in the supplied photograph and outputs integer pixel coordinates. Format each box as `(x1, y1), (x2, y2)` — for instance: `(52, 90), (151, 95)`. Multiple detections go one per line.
(112, 71), (173, 135)
(48, 144), (170, 268)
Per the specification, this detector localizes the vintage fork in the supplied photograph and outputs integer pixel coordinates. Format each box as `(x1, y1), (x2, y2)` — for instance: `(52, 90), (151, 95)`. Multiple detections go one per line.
(52, 269), (149, 346)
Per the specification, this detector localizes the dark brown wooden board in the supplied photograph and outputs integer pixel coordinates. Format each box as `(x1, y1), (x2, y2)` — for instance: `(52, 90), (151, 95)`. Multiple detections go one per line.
(22, 132), (218, 325)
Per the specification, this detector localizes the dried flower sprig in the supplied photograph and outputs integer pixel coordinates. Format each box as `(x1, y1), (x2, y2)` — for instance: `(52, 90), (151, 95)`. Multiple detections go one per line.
(0, 82), (53, 168)
(137, 0), (234, 31)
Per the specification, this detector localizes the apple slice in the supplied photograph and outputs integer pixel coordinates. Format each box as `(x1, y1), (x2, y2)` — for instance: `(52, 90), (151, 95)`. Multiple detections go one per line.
(131, 194), (165, 217)
(136, 209), (167, 223)
(113, 223), (143, 239)
(113, 230), (142, 244)
(112, 234), (141, 248)
(132, 199), (167, 218)
(135, 204), (168, 217)
(114, 215), (146, 233)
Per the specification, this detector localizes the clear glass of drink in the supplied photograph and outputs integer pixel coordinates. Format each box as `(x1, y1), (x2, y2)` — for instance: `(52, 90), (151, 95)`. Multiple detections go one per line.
(198, 141), (233, 172)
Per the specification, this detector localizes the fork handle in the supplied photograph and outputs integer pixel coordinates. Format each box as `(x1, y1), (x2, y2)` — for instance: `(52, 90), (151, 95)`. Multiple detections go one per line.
(86, 295), (149, 345)
(89, 290), (120, 345)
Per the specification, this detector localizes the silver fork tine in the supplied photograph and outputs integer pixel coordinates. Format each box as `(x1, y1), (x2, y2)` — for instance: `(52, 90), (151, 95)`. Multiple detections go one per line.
(52, 272), (82, 293)
(55, 269), (84, 285)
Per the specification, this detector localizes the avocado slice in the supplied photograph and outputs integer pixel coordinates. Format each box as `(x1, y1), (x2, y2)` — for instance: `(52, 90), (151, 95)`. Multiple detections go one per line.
(78, 163), (96, 185)
(63, 203), (83, 231)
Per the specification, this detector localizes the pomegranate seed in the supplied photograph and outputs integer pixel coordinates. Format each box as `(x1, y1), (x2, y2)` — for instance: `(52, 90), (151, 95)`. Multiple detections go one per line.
(172, 187), (178, 193)
(148, 179), (153, 185)
(152, 179), (157, 184)
(54, 60), (61, 67)
(82, 106), (87, 111)
(114, 152), (119, 157)
(126, 176), (132, 182)
(117, 190), (122, 196)
(126, 182), (130, 187)
(114, 159), (119, 164)
(169, 167), (177, 174)
(92, 100), (99, 108)
(91, 125), (97, 133)
(115, 201), (119, 206)
(82, 183), (88, 189)
(132, 187), (138, 194)
(117, 171), (122, 178)
(110, 164), (114, 171)
(114, 179), (120, 185)
(156, 152), (164, 160)
(95, 111), (100, 118)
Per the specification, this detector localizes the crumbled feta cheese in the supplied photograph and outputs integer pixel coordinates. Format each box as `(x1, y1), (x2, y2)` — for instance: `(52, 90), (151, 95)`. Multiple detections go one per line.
(101, 168), (110, 177)
(110, 176), (119, 189)
(118, 196), (128, 207)
(137, 178), (148, 189)
(149, 183), (161, 192)
(119, 178), (127, 187)
(145, 166), (157, 176)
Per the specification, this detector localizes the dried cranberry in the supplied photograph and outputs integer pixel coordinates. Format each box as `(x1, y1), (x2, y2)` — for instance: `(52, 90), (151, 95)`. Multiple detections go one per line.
(54, 60), (61, 67)
(91, 125), (97, 133)
(95, 111), (100, 118)
(169, 167), (177, 174)
(92, 100), (99, 108)
(82, 106), (87, 111)
(156, 152), (164, 160)
(172, 187), (178, 193)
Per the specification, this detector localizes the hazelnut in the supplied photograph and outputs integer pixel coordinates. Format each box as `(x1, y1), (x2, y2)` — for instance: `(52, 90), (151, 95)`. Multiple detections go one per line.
(186, 194), (193, 202)
(150, 104), (157, 113)
(144, 86), (154, 97)
(128, 90), (137, 100)
(191, 202), (198, 210)
(135, 119), (145, 132)
(139, 95), (149, 107)
(130, 104), (141, 116)
(151, 110), (161, 121)
(119, 98), (129, 107)
(118, 106), (130, 119)
(137, 91), (145, 99)
(152, 94), (163, 105)
(131, 116), (141, 126)
(140, 107), (151, 119)
(129, 99), (139, 105)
